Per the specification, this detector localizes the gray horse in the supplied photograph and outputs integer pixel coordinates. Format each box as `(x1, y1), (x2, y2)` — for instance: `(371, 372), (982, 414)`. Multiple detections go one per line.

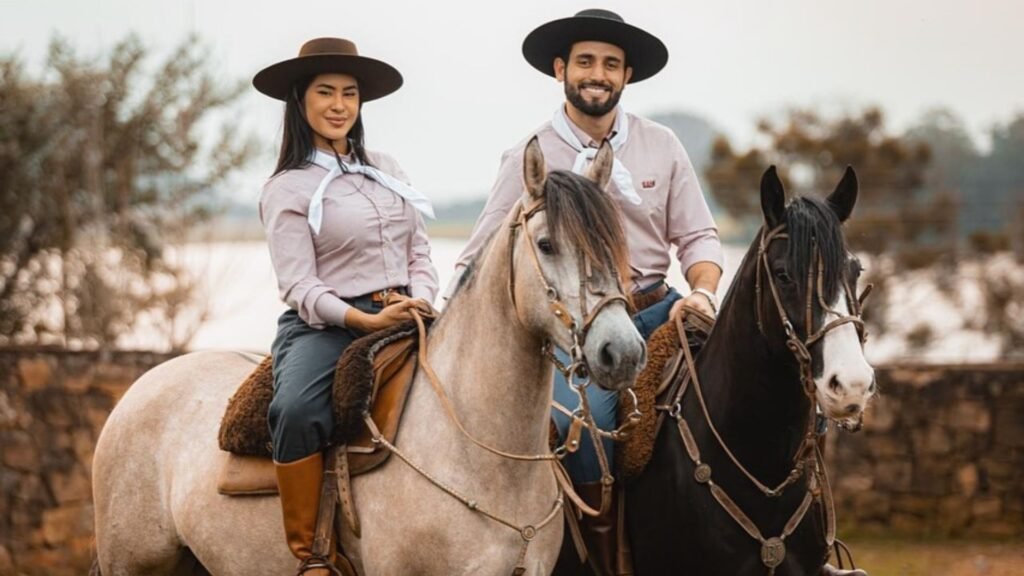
(91, 139), (645, 575)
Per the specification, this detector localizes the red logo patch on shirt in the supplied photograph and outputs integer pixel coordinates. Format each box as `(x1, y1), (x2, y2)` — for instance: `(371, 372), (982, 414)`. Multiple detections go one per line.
(642, 179), (657, 189)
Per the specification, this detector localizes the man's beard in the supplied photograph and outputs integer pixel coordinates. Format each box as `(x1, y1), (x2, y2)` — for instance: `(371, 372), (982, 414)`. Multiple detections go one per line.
(565, 81), (623, 117)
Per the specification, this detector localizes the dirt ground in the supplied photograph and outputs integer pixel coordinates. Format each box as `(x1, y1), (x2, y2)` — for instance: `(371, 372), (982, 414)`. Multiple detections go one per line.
(841, 538), (1023, 576)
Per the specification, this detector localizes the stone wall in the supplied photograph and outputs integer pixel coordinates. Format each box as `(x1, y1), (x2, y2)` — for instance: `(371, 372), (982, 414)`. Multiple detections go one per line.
(0, 350), (1022, 574)
(828, 364), (1024, 538)
(0, 348), (176, 576)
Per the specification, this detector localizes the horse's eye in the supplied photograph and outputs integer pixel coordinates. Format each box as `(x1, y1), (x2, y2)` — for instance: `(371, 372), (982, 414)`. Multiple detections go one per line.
(774, 267), (792, 284)
(537, 238), (554, 255)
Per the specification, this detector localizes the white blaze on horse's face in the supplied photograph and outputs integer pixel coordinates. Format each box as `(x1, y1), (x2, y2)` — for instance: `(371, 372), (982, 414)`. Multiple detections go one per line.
(814, 266), (876, 424)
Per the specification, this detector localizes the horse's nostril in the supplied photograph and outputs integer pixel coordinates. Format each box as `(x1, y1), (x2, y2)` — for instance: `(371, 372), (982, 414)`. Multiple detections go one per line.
(600, 342), (615, 367)
(845, 403), (860, 415)
(829, 375), (842, 392)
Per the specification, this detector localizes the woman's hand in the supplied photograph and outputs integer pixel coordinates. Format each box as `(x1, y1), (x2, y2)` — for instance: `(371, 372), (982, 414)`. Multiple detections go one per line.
(345, 299), (424, 333)
(385, 293), (435, 316)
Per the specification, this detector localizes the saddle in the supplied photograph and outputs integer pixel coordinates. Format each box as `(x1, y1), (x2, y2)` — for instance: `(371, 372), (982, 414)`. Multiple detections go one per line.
(615, 309), (712, 481)
(216, 318), (430, 495)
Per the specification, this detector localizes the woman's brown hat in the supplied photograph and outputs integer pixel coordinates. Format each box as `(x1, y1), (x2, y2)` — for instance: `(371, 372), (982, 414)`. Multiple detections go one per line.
(253, 38), (403, 102)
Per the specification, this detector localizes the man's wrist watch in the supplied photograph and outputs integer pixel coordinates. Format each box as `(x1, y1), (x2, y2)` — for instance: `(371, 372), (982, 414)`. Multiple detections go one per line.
(692, 288), (718, 313)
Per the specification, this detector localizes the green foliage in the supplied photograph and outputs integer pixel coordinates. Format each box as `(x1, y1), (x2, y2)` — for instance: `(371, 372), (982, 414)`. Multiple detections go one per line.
(0, 35), (257, 350)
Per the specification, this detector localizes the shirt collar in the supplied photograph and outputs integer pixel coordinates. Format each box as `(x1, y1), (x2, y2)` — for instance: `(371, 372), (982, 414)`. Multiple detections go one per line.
(562, 105), (621, 148)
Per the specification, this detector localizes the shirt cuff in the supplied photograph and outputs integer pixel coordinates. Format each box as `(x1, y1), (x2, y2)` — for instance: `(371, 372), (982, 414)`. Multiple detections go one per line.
(678, 233), (725, 277)
(313, 293), (352, 328)
(410, 283), (436, 304)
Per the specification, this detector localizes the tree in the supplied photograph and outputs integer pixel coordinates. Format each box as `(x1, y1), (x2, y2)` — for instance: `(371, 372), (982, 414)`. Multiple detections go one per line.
(0, 35), (256, 350)
(705, 107), (945, 340)
(706, 106), (1024, 358)
(706, 107), (943, 261)
(973, 113), (1024, 250)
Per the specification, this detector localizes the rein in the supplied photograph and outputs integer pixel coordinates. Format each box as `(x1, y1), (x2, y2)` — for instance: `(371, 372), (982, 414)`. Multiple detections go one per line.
(508, 197), (639, 515)
(363, 196), (633, 574)
(657, 223), (869, 575)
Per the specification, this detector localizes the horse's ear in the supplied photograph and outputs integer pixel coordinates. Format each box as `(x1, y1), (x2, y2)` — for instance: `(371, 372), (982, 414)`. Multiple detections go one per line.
(826, 166), (858, 223)
(585, 139), (614, 190)
(523, 136), (547, 199)
(760, 165), (786, 229)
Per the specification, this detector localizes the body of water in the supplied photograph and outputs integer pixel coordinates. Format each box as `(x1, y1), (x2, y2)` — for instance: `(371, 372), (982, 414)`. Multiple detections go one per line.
(124, 239), (1009, 364)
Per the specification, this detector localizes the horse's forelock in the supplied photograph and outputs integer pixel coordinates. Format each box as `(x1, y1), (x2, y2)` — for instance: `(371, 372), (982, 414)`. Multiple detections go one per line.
(785, 196), (847, 303)
(544, 171), (631, 290)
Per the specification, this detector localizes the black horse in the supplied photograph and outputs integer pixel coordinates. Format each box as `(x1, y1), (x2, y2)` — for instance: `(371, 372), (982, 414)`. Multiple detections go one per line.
(625, 166), (875, 575)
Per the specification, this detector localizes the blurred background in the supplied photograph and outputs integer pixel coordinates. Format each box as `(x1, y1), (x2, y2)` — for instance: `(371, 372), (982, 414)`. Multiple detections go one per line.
(1, 1), (1022, 574)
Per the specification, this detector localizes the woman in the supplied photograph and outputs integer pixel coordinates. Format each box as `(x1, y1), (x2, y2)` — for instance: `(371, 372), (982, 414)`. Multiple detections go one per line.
(253, 37), (438, 575)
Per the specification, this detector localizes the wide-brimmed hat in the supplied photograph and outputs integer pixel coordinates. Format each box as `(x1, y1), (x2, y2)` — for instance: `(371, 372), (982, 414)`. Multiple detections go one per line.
(522, 9), (668, 84)
(253, 37), (403, 102)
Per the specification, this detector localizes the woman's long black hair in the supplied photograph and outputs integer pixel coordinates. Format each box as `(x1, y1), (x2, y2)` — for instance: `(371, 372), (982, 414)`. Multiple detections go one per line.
(272, 75), (373, 176)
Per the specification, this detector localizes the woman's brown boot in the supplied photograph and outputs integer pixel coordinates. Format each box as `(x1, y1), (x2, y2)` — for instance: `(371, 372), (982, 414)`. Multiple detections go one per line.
(275, 453), (337, 575)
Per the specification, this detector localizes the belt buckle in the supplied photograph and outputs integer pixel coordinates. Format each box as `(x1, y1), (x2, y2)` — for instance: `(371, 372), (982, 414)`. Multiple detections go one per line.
(372, 289), (393, 307)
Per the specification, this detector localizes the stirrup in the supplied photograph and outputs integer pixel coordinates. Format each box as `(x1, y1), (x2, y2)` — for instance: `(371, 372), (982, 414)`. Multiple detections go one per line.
(822, 538), (868, 575)
(297, 556), (344, 576)
(833, 538), (858, 569)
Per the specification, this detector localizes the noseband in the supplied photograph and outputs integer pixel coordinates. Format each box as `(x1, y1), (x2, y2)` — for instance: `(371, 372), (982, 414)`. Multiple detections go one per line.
(507, 197), (631, 353)
(658, 222), (874, 574)
(755, 223), (870, 404)
(507, 197), (642, 514)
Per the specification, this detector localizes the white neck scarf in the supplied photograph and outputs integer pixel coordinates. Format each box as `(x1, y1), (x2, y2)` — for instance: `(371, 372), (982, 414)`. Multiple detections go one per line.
(550, 105), (642, 205)
(306, 149), (435, 235)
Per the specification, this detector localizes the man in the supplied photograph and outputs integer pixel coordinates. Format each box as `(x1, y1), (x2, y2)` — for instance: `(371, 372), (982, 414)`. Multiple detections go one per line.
(448, 9), (722, 575)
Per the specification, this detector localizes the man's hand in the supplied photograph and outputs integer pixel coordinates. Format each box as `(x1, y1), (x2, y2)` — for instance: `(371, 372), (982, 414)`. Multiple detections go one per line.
(674, 261), (722, 321)
(670, 292), (716, 321)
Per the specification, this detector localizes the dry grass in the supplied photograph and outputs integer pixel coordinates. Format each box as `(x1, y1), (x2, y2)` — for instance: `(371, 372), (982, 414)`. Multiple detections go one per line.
(841, 538), (1023, 576)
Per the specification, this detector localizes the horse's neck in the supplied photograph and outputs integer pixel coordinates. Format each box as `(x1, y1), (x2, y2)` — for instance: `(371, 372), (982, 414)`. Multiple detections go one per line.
(693, 260), (811, 483)
(424, 245), (553, 456)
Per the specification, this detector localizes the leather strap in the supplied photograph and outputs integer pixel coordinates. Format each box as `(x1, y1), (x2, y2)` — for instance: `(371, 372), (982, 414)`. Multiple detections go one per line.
(563, 498), (589, 563)
(314, 450), (340, 559)
(335, 445), (360, 538)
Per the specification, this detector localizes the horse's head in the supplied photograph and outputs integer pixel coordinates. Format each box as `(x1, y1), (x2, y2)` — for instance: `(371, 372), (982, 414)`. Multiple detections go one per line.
(508, 136), (646, 391)
(757, 166), (876, 428)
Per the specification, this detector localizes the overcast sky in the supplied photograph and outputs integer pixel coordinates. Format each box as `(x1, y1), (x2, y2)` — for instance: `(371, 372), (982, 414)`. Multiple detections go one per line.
(2, 0), (1022, 204)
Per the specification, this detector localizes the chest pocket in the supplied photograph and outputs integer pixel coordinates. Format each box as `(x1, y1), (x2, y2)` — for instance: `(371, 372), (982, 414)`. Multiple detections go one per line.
(622, 173), (667, 221)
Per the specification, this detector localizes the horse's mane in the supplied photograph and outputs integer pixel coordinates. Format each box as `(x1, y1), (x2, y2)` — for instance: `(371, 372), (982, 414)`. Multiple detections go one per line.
(784, 195), (847, 303)
(449, 170), (630, 303)
(544, 170), (631, 291)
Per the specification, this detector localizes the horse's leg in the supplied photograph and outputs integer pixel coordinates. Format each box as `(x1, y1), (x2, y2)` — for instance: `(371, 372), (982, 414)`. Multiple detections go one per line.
(163, 359), (295, 576)
(92, 373), (190, 576)
(93, 352), (296, 576)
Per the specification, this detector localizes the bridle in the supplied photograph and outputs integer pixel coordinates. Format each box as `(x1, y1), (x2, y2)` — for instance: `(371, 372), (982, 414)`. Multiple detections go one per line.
(364, 194), (640, 574)
(657, 222), (873, 575)
(507, 196), (642, 509)
(755, 223), (871, 426)
(507, 197), (633, 353)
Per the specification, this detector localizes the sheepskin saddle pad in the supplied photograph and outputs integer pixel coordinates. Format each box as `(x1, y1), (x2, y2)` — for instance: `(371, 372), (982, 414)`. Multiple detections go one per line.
(615, 310), (712, 481)
(216, 319), (428, 495)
